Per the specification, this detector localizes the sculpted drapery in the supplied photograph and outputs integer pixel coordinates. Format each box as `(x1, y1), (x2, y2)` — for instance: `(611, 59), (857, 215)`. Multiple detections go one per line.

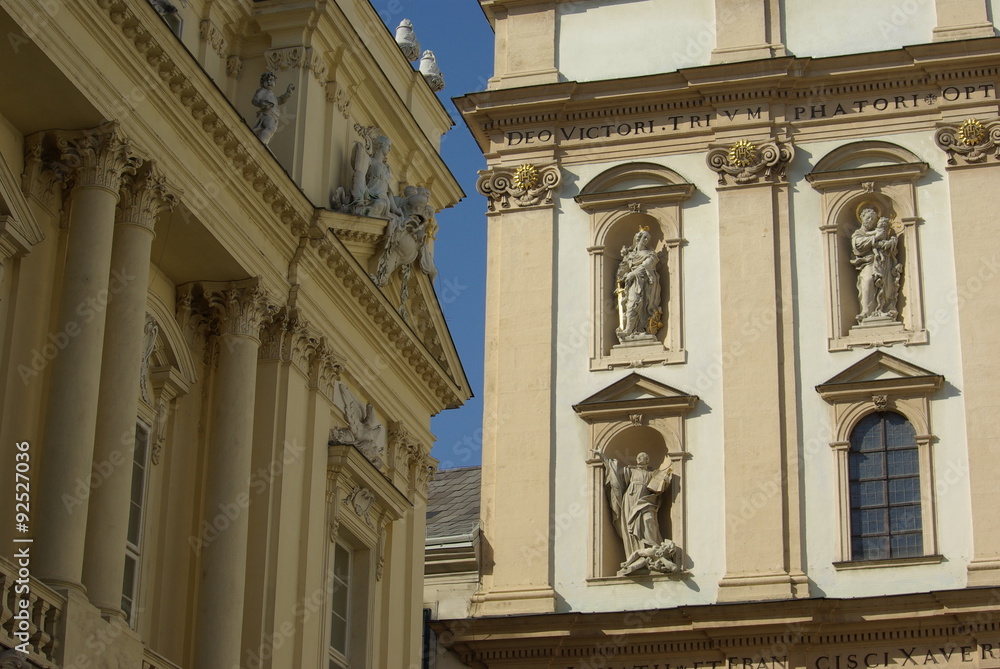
(615, 227), (662, 344)
(593, 450), (670, 560)
(850, 205), (902, 323)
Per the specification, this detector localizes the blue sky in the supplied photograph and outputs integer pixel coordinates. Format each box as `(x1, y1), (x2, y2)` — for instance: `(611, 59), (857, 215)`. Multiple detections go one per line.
(376, 2), (494, 469)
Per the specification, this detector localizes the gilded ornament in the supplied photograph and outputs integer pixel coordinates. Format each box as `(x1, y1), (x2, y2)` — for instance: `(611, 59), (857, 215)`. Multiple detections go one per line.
(957, 118), (986, 146)
(727, 139), (758, 168)
(513, 163), (540, 190)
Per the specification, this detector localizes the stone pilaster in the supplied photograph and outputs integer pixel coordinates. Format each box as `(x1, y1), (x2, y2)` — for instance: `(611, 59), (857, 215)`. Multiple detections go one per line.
(934, 120), (1000, 586)
(82, 164), (178, 617)
(932, 0), (994, 41)
(707, 137), (806, 602)
(191, 278), (274, 669)
(471, 163), (559, 616)
(35, 123), (142, 592)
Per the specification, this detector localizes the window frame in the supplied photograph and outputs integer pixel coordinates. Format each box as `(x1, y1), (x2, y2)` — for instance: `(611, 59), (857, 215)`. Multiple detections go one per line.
(122, 419), (152, 627)
(816, 351), (944, 568)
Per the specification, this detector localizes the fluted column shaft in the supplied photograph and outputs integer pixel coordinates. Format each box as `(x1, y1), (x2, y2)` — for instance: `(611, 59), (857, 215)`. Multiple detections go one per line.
(193, 280), (272, 669)
(35, 124), (141, 591)
(82, 166), (178, 616)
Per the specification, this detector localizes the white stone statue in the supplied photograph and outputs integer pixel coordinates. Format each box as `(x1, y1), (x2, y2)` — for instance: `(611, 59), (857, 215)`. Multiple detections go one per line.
(372, 185), (438, 318)
(332, 127), (402, 222)
(592, 449), (672, 573)
(419, 50), (444, 92)
(331, 382), (386, 470)
(395, 19), (420, 62)
(615, 226), (662, 344)
(250, 71), (295, 146)
(619, 539), (680, 576)
(850, 206), (902, 323)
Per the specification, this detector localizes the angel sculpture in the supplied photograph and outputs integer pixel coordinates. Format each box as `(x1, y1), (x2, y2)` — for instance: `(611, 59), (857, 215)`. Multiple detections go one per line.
(331, 126), (400, 222)
(372, 186), (438, 319)
(330, 382), (385, 470)
(619, 539), (680, 576)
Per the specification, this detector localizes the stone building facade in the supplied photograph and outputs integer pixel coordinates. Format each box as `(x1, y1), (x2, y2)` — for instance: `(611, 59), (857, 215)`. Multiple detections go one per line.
(0, 0), (469, 667)
(434, 0), (1000, 667)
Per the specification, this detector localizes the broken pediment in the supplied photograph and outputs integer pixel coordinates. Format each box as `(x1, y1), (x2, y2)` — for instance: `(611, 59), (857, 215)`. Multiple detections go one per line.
(573, 373), (697, 423)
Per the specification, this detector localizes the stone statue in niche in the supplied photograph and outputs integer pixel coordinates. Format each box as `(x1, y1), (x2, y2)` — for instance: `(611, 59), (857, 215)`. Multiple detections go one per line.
(592, 449), (676, 575)
(330, 381), (386, 470)
(615, 226), (662, 344)
(850, 204), (902, 324)
(250, 71), (295, 147)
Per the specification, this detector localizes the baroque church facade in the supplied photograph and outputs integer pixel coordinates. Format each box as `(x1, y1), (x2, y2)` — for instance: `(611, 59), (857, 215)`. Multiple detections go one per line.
(0, 0), (470, 667)
(433, 0), (1000, 667)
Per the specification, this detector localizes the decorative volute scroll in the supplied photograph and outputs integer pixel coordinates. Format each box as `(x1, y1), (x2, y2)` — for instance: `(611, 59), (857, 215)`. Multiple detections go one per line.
(707, 138), (794, 186)
(934, 117), (1000, 165)
(476, 163), (560, 211)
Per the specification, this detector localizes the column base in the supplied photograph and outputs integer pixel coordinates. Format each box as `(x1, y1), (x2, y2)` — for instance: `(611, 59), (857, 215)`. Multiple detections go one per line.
(967, 557), (1000, 587)
(711, 43), (784, 64)
(59, 588), (144, 666)
(717, 572), (798, 603)
(471, 585), (557, 616)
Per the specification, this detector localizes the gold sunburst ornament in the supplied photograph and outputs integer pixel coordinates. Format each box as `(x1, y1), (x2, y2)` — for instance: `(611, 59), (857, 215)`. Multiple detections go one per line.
(957, 118), (986, 146)
(512, 163), (539, 190)
(728, 139), (758, 167)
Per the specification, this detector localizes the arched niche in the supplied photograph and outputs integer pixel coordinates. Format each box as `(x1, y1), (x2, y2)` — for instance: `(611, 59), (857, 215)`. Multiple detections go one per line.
(576, 163), (696, 370)
(807, 142), (929, 351)
(574, 373), (697, 580)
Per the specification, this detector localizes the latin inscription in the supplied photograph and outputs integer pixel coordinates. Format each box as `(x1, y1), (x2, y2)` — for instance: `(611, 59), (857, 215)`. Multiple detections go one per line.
(500, 83), (996, 147)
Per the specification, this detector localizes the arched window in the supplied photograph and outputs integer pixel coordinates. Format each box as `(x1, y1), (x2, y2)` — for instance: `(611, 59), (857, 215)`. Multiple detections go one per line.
(848, 411), (922, 561)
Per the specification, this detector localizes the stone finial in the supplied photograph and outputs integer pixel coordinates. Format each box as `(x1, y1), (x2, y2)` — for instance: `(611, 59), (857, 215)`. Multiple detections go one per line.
(419, 50), (444, 92)
(707, 138), (793, 186)
(395, 19), (420, 62)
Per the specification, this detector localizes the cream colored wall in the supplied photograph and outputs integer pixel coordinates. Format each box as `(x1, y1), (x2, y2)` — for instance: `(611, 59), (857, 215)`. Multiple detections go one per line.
(552, 154), (727, 611)
(792, 133), (972, 597)
(785, 1), (937, 58)
(556, 0), (715, 82)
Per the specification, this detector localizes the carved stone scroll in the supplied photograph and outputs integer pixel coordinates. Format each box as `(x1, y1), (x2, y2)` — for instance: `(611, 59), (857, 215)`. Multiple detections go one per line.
(476, 163), (561, 211)
(707, 138), (793, 186)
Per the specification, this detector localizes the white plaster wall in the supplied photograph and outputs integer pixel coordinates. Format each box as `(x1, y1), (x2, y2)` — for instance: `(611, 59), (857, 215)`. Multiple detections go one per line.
(557, 0), (716, 83)
(552, 154), (726, 612)
(785, 0), (937, 59)
(792, 132), (972, 598)
(990, 0), (1000, 28)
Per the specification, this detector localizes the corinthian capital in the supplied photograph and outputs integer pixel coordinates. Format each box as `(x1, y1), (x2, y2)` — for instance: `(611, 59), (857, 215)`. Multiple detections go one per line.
(118, 163), (180, 231)
(205, 278), (276, 340)
(55, 122), (143, 192)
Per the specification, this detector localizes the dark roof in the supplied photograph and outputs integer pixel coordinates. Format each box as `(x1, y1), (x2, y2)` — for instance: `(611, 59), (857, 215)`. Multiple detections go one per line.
(426, 466), (481, 540)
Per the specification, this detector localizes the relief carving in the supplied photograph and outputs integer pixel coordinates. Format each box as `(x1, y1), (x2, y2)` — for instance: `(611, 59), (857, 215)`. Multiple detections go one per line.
(934, 118), (1000, 165)
(707, 138), (793, 186)
(476, 163), (561, 211)
(330, 381), (386, 470)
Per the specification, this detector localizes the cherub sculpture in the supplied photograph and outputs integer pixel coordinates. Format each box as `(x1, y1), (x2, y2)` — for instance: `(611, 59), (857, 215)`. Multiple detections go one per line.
(619, 539), (680, 576)
(250, 71), (295, 146)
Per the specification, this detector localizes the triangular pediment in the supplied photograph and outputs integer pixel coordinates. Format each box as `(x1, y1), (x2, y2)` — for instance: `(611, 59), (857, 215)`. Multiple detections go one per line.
(816, 351), (943, 401)
(573, 373), (697, 422)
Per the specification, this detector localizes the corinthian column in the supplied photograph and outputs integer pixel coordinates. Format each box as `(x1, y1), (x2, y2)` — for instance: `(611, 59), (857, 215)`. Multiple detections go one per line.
(35, 123), (142, 592)
(82, 165), (179, 617)
(192, 279), (273, 669)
